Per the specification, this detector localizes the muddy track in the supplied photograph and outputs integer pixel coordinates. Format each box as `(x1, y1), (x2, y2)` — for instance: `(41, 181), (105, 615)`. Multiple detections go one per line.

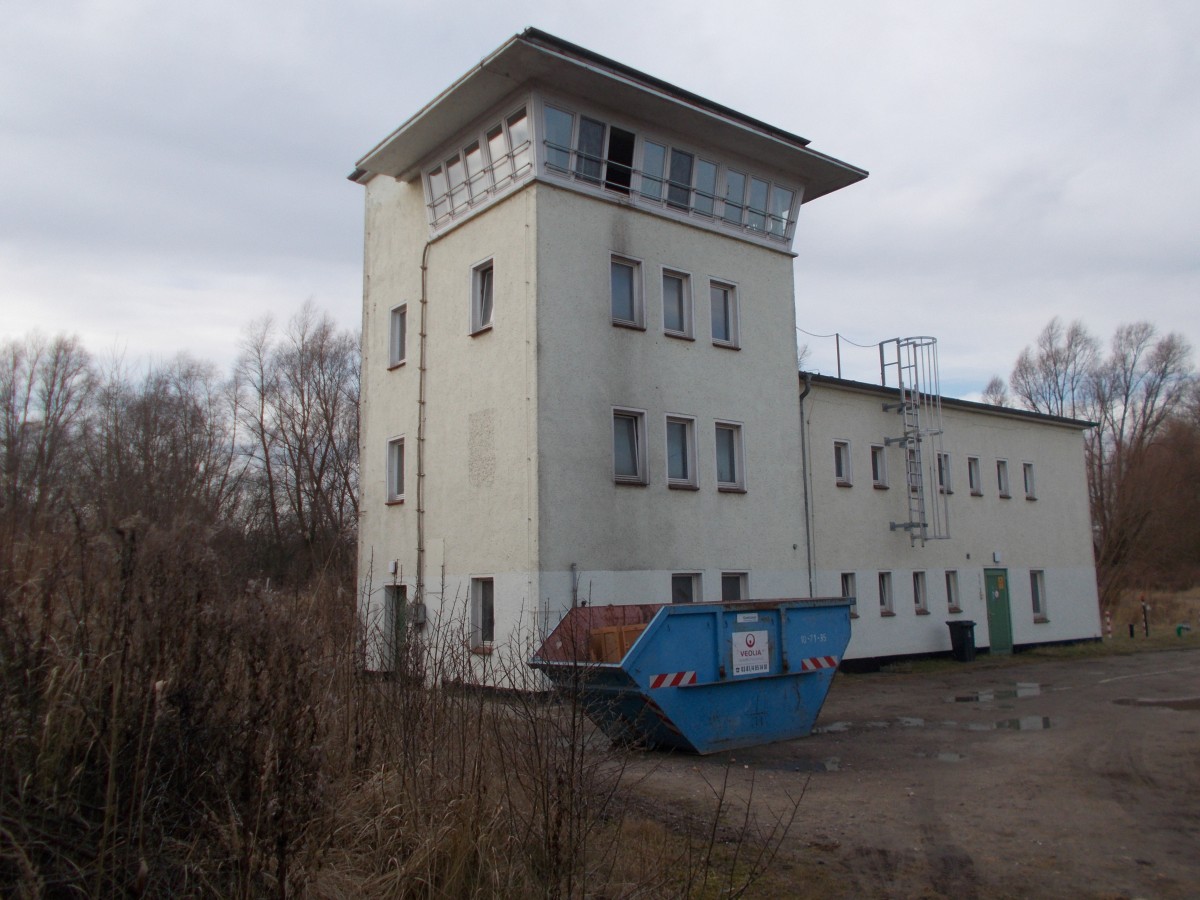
(624, 646), (1200, 898)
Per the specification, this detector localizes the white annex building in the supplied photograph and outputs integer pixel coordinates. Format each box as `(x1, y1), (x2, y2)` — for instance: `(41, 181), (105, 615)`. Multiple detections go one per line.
(351, 29), (1101, 673)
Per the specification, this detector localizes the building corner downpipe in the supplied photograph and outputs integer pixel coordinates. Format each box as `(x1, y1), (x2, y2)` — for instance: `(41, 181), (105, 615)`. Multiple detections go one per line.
(416, 241), (432, 605)
(799, 372), (814, 597)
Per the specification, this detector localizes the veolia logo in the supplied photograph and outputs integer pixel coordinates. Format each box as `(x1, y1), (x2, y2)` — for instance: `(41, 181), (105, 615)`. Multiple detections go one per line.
(744, 633), (756, 648)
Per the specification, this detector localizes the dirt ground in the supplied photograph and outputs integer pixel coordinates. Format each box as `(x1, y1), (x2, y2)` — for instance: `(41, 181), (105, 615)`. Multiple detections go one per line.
(624, 643), (1200, 899)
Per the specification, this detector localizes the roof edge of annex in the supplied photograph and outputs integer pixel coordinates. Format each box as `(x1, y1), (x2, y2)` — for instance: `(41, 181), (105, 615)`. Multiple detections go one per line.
(347, 27), (868, 204)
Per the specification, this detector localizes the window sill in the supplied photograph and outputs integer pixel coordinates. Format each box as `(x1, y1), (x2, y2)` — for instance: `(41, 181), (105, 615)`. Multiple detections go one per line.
(939, 489), (954, 496)
(717, 484), (747, 494)
(970, 490), (983, 497)
(712, 341), (741, 351)
(948, 606), (964, 615)
(999, 493), (1012, 500)
(668, 482), (700, 491)
(915, 608), (931, 616)
(849, 612), (859, 619)
(612, 320), (646, 332)
(1033, 616), (1050, 624)
(664, 331), (695, 342)
(836, 480), (852, 488)
(386, 498), (405, 506)
(470, 324), (493, 337)
(470, 644), (494, 656)
(873, 483), (889, 490)
(1026, 495), (1038, 502)
(880, 610), (896, 618)
(614, 478), (649, 487)
(388, 360), (407, 371)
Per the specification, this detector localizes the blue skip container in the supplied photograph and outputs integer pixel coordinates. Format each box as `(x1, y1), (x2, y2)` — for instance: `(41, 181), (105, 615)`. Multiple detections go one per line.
(529, 598), (851, 754)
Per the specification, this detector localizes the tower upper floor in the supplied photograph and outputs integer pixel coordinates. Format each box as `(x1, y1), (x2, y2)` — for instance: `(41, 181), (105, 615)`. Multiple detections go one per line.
(350, 29), (867, 253)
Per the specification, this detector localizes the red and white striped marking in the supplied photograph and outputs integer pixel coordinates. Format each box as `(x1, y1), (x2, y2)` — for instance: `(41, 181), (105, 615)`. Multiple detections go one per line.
(650, 670), (697, 689)
(799, 656), (840, 672)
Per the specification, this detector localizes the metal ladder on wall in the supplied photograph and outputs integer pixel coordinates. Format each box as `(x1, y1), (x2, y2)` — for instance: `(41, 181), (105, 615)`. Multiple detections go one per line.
(880, 337), (950, 546)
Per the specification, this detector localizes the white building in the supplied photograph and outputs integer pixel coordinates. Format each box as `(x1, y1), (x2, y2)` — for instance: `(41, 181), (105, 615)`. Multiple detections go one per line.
(351, 29), (1101, 674)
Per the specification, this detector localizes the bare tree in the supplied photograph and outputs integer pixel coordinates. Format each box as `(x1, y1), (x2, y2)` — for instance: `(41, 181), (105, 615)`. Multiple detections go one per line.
(981, 375), (1008, 406)
(1009, 317), (1098, 418)
(1003, 318), (1195, 608)
(236, 304), (359, 582)
(0, 334), (92, 576)
(1085, 324), (1194, 604)
(85, 354), (244, 532)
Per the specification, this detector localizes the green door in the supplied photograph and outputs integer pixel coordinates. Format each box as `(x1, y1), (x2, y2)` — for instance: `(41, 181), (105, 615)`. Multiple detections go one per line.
(984, 568), (1013, 655)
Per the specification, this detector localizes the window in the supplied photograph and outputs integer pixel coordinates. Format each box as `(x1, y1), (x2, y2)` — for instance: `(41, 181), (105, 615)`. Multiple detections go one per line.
(662, 270), (692, 338)
(870, 445), (888, 488)
(640, 141), (666, 200)
(389, 304), (407, 367)
(671, 573), (700, 604)
(878, 571), (894, 615)
(937, 452), (952, 494)
(721, 572), (747, 601)
(946, 570), (961, 613)
(613, 408), (648, 485)
(471, 577), (495, 648)
(710, 282), (739, 347)
(605, 126), (636, 194)
(426, 106), (531, 226)
(694, 159), (718, 216)
(575, 116), (606, 184)
(997, 459), (1011, 498)
(715, 421), (745, 492)
(610, 256), (643, 327)
(471, 260), (494, 333)
(1031, 570), (1047, 620)
(666, 148), (694, 209)
(383, 584), (407, 670)
(723, 170), (746, 225)
(386, 437), (405, 503)
(665, 415), (697, 489)
(537, 103), (799, 243)
(834, 440), (852, 486)
(746, 177), (770, 231)
(968, 456), (982, 496)
(767, 186), (794, 238)
(543, 105), (574, 172)
(913, 571), (928, 613)
(1023, 463), (1037, 500)
(841, 572), (858, 617)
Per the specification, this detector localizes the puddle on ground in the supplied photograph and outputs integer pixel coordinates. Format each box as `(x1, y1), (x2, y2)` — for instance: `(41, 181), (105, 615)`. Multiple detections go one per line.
(1115, 696), (1200, 712)
(995, 716), (1056, 730)
(815, 712), (1059, 734)
(953, 682), (1043, 703)
(916, 750), (966, 762)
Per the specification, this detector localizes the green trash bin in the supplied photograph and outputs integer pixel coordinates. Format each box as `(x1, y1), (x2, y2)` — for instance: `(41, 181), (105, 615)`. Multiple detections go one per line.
(947, 620), (977, 662)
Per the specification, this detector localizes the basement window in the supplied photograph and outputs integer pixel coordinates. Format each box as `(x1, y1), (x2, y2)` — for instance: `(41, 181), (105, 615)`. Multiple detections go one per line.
(471, 577), (495, 650)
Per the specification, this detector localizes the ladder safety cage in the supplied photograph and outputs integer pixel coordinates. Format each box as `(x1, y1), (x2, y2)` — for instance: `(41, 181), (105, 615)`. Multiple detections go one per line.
(879, 336), (950, 545)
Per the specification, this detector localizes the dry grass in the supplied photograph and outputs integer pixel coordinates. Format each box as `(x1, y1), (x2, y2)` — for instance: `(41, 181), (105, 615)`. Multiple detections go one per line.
(0, 520), (792, 898)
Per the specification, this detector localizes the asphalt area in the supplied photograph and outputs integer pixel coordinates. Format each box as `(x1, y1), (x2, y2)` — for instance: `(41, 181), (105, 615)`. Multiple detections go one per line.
(623, 645), (1200, 899)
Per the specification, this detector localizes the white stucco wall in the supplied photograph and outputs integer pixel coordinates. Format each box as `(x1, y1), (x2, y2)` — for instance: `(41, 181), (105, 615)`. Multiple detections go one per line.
(802, 380), (1102, 659)
(532, 183), (811, 625)
(357, 173), (542, 668)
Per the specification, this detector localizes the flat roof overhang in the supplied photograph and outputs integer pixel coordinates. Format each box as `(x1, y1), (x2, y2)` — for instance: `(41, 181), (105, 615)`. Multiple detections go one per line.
(353, 28), (867, 201)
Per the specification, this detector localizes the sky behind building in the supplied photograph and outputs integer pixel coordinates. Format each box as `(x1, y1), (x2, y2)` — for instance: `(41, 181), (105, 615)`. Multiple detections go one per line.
(2, 0), (1197, 398)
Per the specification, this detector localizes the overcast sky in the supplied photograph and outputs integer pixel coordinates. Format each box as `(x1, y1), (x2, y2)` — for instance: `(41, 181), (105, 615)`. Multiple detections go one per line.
(3, 0), (1197, 398)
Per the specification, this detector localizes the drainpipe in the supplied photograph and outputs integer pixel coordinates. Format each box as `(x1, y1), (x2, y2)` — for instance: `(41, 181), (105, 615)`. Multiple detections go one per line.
(799, 373), (814, 597)
(570, 563), (579, 609)
(416, 241), (432, 605)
